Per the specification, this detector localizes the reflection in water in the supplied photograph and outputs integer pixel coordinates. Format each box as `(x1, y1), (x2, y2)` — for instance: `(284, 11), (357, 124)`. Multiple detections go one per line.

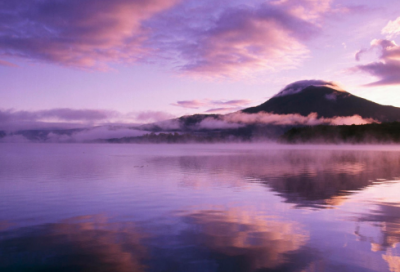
(383, 253), (400, 272)
(181, 209), (310, 271)
(153, 150), (400, 208)
(2, 144), (400, 271)
(355, 202), (400, 272)
(0, 215), (147, 272)
(349, 180), (400, 272)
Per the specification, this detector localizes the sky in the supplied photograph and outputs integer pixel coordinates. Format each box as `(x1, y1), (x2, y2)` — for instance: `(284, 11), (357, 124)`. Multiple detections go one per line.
(1, 0), (400, 125)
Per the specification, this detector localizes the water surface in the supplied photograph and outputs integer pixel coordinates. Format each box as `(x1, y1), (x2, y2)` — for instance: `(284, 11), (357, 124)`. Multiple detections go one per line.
(1, 143), (400, 271)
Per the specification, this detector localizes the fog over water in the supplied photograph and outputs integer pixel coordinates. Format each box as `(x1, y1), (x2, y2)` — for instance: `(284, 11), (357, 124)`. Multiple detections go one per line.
(1, 143), (400, 271)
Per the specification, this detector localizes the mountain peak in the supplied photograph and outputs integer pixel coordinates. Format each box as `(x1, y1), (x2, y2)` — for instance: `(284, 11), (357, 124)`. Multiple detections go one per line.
(273, 80), (345, 98)
(242, 80), (400, 122)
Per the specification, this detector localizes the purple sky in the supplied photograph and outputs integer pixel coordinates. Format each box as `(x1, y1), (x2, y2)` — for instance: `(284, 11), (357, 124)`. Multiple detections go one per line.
(1, 0), (400, 125)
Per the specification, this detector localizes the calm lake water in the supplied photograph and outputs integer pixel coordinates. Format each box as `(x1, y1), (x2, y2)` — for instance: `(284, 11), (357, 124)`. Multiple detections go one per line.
(1, 143), (400, 272)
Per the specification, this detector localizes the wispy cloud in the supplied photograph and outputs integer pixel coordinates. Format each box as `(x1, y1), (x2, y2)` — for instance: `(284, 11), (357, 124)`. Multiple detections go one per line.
(0, 0), (341, 77)
(0, 108), (174, 130)
(0, 108), (118, 123)
(172, 99), (252, 112)
(354, 39), (400, 86)
(149, 0), (325, 77)
(0, 0), (178, 69)
(273, 79), (343, 97)
(352, 17), (400, 86)
(133, 111), (175, 122)
(198, 112), (377, 129)
(0, 59), (17, 67)
(382, 16), (400, 39)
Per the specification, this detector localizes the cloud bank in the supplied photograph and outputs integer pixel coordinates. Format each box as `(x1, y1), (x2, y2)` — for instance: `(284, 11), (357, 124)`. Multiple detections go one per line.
(0, 0), (336, 77)
(198, 112), (377, 129)
(0, 108), (174, 130)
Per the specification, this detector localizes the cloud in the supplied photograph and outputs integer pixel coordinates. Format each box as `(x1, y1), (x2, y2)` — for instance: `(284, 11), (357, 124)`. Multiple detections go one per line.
(0, 108), (174, 130)
(354, 39), (400, 86)
(132, 111), (175, 122)
(0, 0), (341, 77)
(173, 100), (208, 109)
(273, 79), (344, 97)
(0, 0), (178, 69)
(173, 99), (252, 113)
(198, 112), (377, 129)
(0, 126), (148, 143)
(0, 59), (17, 67)
(149, 0), (323, 77)
(382, 17), (400, 39)
(205, 107), (244, 114)
(48, 127), (147, 142)
(0, 108), (118, 123)
(271, 0), (333, 21)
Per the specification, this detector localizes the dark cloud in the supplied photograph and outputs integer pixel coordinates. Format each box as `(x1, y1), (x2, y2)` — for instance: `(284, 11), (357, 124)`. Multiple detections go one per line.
(354, 39), (400, 86)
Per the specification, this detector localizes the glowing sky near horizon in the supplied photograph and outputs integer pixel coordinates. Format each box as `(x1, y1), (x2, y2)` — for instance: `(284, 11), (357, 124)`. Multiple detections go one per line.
(1, 0), (400, 124)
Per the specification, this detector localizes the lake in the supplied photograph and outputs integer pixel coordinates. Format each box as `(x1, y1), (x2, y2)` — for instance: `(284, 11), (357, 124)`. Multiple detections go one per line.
(1, 143), (400, 272)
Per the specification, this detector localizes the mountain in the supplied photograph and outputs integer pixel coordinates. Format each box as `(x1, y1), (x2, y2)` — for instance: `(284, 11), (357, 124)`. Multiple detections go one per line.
(3, 80), (400, 143)
(242, 80), (400, 122)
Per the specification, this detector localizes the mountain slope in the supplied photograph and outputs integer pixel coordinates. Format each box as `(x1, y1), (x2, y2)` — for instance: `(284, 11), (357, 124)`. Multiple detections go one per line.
(242, 85), (400, 122)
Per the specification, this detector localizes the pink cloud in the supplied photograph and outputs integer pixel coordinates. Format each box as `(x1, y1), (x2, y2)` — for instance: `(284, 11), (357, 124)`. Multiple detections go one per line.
(0, 0), (178, 69)
(382, 16), (400, 39)
(0, 59), (17, 67)
(134, 111), (175, 122)
(0, 0), (347, 77)
(272, 0), (333, 21)
(205, 107), (244, 114)
(354, 39), (400, 86)
(215, 112), (377, 126)
(0, 108), (175, 130)
(173, 100), (207, 109)
(0, 108), (118, 123)
(173, 99), (252, 110)
(151, 1), (321, 77)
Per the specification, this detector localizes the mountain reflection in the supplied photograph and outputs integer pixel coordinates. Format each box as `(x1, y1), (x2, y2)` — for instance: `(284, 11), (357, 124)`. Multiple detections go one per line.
(0, 215), (147, 272)
(152, 150), (400, 208)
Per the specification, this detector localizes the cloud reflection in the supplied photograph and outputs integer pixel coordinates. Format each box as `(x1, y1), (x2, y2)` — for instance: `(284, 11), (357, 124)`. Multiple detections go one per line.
(0, 215), (147, 272)
(181, 209), (309, 271)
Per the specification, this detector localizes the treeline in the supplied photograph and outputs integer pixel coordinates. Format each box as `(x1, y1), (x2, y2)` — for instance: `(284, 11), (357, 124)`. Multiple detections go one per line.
(280, 122), (400, 144)
(105, 132), (248, 143)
